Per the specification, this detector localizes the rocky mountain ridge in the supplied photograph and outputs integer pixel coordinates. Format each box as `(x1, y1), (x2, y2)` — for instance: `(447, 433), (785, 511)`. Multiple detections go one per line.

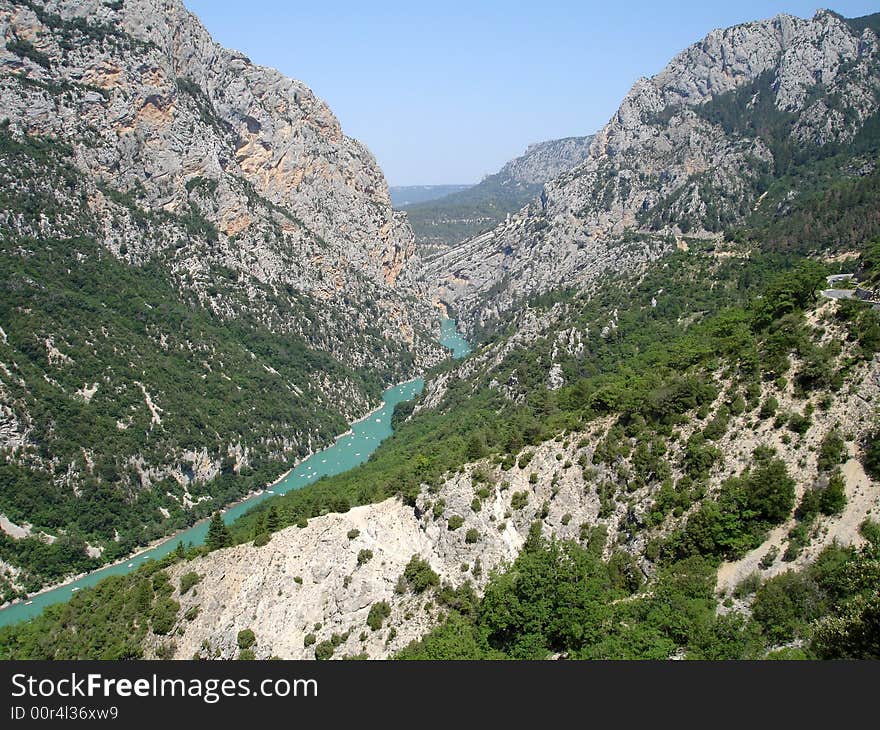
(428, 10), (880, 334)
(149, 302), (880, 659)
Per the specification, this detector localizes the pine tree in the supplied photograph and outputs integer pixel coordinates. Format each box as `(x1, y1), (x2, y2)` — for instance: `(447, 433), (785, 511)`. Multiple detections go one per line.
(252, 513), (266, 539)
(266, 505), (280, 532)
(206, 512), (230, 551)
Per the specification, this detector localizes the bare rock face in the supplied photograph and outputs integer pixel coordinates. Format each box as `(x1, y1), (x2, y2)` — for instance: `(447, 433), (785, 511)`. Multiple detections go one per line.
(427, 10), (880, 333)
(156, 436), (609, 660)
(0, 0), (440, 368)
(496, 135), (595, 186)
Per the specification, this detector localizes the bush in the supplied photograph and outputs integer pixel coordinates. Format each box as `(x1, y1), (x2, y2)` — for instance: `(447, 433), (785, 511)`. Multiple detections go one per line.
(447, 515), (464, 531)
(465, 528), (480, 544)
(150, 598), (179, 636)
(864, 431), (880, 479)
(511, 491), (529, 510)
(357, 549), (374, 566)
(179, 572), (201, 595)
(759, 397), (778, 419)
(303, 633), (316, 647)
(367, 601), (392, 631)
(817, 430), (846, 472)
(237, 629), (256, 650)
(184, 606), (199, 621)
(347, 529), (360, 540)
(787, 411), (811, 435)
(253, 532), (271, 547)
(752, 572), (825, 643)
(819, 469), (847, 516)
(402, 555), (439, 593)
(238, 649), (256, 660)
(732, 572), (762, 599)
(314, 640), (335, 660)
(682, 433), (721, 479)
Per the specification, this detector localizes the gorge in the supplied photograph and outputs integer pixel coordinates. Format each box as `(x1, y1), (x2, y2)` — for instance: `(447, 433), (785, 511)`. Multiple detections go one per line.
(1, 1), (879, 661)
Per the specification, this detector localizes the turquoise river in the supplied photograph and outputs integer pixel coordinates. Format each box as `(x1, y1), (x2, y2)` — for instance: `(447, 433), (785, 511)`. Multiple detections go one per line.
(0, 318), (471, 628)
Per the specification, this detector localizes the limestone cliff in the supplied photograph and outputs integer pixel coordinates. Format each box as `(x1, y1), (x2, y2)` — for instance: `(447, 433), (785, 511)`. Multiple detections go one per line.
(0, 0), (444, 591)
(428, 10), (880, 333)
(0, 0), (440, 366)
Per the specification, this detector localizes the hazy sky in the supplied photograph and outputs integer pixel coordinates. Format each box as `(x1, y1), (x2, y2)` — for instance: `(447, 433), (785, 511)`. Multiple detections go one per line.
(184, 1), (878, 185)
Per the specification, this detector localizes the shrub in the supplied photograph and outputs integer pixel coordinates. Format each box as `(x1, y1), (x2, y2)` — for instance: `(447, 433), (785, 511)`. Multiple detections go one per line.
(367, 601), (392, 631)
(759, 397), (778, 419)
(465, 528), (480, 544)
(179, 572), (201, 595)
(682, 433), (721, 479)
(703, 407), (730, 440)
(347, 529), (360, 540)
(150, 598), (179, 636)
(237, 629), (256, 650)
(357, 549), (374, 566)
(253, 532), (270, 547)
(787, 411), (811, 435)
(752, 571), (825, 643)
(402, 555), (439, 593)
(819, 469), (847, 516)
(511, 491), (529, 510)
(864, 430), (880, 479)
(303, 633), (316, 647)
(238, 649), (256, 660)
(817, 430), (846, 472)
(447, 515), (464, 531)
(759, 546), (779, 569)
(732, 572), (762, 599)
(314, 640), (335, 660)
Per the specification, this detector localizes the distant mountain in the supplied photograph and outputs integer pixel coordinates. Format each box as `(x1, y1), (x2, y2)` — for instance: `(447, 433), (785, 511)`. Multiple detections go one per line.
(390, 185), (472, 207)
(403, 136), (594, 255)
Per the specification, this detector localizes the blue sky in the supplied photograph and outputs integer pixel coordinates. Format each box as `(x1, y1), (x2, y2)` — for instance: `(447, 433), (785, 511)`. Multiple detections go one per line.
(184, 1), (879, 185)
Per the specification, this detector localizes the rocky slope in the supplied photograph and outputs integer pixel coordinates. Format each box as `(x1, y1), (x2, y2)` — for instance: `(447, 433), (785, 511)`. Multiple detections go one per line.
(402, 135), (593, 255)
(0, 0), (438, 360)
(428, 10), (880, 334)
(151, 296), (880, 659)
(495, 136), (595, 186)
(0, 0), (444, 593)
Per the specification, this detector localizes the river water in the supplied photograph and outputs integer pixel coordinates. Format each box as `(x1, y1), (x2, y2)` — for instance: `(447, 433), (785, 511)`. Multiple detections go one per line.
(0, 318), (470, 628)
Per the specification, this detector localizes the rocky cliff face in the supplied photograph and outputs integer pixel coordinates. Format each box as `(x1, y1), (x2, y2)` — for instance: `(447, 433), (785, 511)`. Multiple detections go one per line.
(428, 10), (880, 333)
(0, 0), (439, 365)
(401, 135), (593, 254)
(495, 135), (594, 186)
(0, 0), (444, 591)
